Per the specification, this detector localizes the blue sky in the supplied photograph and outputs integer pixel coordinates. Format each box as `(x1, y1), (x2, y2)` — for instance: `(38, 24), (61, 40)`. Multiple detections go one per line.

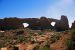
(0, 0), (75, 27)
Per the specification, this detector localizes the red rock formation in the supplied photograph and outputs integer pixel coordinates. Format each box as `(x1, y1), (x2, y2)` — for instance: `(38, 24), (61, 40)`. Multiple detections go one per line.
(55, 15), (69, 31)
(0, 15), (69, 31)
(71, 21), (75, 29)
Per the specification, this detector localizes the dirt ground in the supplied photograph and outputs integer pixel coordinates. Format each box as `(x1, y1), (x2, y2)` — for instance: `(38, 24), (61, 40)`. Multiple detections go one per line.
(50, 32), (72, 50)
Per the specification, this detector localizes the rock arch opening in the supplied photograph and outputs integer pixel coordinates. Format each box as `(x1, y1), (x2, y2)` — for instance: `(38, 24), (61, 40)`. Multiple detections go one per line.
(22, 23), (29, 28)
(51, 22), (56, 26)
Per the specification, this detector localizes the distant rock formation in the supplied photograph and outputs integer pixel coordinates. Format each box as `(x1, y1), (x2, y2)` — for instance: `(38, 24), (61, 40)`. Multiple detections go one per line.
(55, 15), (69, 31)
(71, 21), (75, 29)
(0, 15), (69, 31)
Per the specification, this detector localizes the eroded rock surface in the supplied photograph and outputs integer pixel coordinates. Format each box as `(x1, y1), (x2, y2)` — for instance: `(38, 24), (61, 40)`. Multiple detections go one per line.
(0, 15), (69, 31)
(71, 21), (75, 29)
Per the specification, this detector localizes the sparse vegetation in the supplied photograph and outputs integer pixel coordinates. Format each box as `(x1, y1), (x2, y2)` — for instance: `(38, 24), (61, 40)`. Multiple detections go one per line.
(38, 32), (44, 35)
(50, 32), (60, 43)
(71, 29), (75, 35)
(0, 32), (4, 37)
(0, 28), (72, 50)
(66, 40), (72, 50)
(17, 35), (26, 42)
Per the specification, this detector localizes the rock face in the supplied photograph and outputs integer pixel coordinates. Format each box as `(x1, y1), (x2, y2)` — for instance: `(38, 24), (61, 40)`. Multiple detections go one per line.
(0, 15), (69, 31)
(55, 15), (69, 31)
(0, 18), (23, 30)
(71, 21), (75, 29)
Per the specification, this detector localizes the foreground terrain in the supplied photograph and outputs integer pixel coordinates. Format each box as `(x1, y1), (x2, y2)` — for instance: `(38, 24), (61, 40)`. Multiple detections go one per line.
(0, 29), (72, 50)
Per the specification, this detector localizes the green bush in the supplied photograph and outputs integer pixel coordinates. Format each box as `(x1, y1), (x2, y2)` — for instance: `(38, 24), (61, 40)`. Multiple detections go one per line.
(71, 29), (75, 41)
(39, 32), (44, 35)
(71, 29), (75, 35)
(44, 45), (50, 50)
(0, 32), (4, 37)
(50, 33), (60, 43)
(17, 35), (27, 42)
(44, 41), (51, 50)
(0, 41), (5, 48)
(66, 40), (72, 50)
(38, 45), (50, 50)
(16, 30), (24, 35)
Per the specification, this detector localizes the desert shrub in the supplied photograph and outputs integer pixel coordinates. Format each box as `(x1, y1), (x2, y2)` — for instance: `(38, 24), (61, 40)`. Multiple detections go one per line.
(50, 33), (60, 43)
(16, 30), (24, 35)
(38, 45), (50, 50)
(1, 36), (13, 45)
(43, 45), (50, 50)
(66, 40), (72, 50)
(71, 29), (75, 41)
(64, 30), (70, 34)
(33, 45), (39, 50)
(17, 35), (26, 42)
(38, 32), (44, 35)
(33, 41), (51, 50)
(44, 41), (51, 50)
(0, 41), (5, 48)
(24, 28), (31, 30)
(0, 32), (4, 37)
(71, 29), (75, 35)
(29, 32), (33, 36)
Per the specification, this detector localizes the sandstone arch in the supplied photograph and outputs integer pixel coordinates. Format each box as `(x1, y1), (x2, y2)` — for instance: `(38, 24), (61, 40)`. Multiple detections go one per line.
(0, 15), (69, 31)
